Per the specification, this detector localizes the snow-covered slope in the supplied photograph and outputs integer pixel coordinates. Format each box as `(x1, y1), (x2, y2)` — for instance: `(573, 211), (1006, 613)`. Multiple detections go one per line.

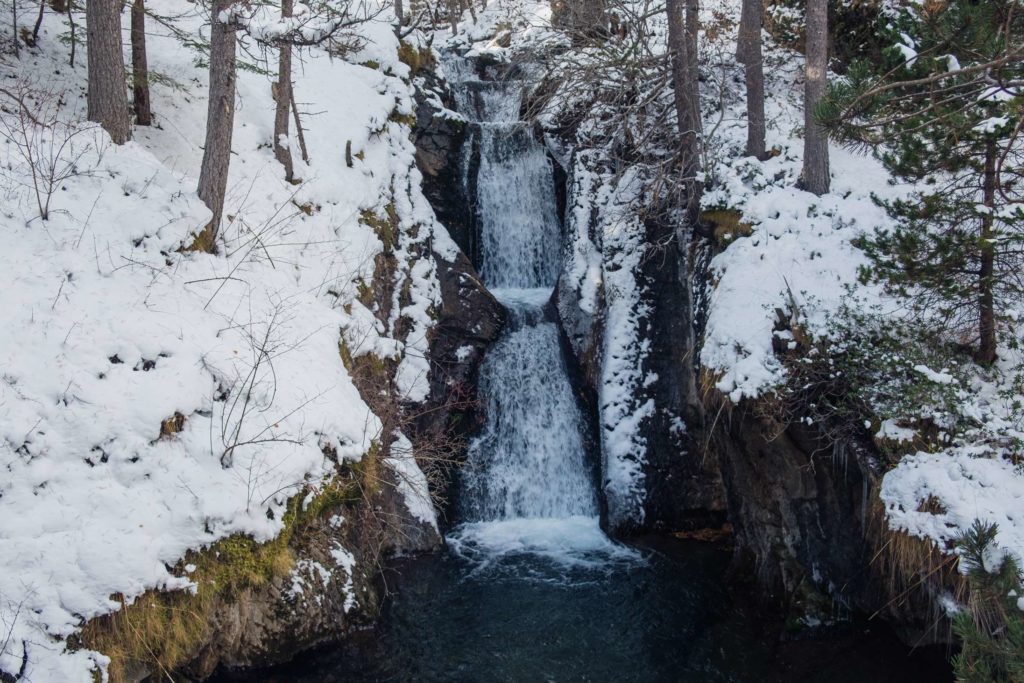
(693, 4), (1024, 572)
(0, 2), (450, 679)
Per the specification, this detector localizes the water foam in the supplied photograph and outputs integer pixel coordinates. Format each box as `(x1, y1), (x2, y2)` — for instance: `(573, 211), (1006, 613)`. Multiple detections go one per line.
(448, 517), (641, 576)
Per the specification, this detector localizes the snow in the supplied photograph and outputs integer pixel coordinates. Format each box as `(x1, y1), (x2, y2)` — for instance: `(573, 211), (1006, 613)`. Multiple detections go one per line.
(595, 169), (655, 529)
(876, 419), (917, 444)
(881, 451), (1024, 569)
(455, 344), (474, 362)
(386, 432), (439, 530)
(893, 33), (918, 66)
(912, 365), (957, 385)
(698, 44), (898, 402)
(329, 543), (358, 613)
(0, 1), (448, 678)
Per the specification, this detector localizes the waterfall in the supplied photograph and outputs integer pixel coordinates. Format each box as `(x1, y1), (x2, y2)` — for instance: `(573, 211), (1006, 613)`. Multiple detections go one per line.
(445, 59), (561, 289)
(461, 292), (597, 521)
(444, 56), (630, 568)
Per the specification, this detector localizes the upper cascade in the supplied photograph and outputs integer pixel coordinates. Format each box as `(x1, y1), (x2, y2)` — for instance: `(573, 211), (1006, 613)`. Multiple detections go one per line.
(445, 57), (561, 289)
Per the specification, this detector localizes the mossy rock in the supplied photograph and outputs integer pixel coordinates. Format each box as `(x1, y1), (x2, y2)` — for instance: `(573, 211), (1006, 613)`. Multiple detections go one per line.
(397, 40), (436, 78)
(359, 204), (399, 251)
(79, 476), (364, 682)
(700, 209), (754, 246)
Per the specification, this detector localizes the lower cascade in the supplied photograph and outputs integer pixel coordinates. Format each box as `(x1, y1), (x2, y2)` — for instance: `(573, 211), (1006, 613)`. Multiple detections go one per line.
(460, 291), (596, 522)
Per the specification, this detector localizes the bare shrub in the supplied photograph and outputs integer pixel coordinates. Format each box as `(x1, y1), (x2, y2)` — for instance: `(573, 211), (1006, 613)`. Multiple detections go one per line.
(0, 79), (100, 221)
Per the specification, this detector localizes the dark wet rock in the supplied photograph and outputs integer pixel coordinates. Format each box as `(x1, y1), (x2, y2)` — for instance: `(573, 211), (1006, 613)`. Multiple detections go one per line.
(412, 67), (474, 259)
(709, 401), (952, 644)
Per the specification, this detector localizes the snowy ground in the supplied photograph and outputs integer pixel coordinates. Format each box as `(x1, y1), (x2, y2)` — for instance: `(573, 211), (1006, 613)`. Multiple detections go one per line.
(0, 2), (446, 679)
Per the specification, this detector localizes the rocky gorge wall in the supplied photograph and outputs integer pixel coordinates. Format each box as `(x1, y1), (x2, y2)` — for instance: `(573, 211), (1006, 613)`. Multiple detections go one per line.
(429, 46), (955, 642)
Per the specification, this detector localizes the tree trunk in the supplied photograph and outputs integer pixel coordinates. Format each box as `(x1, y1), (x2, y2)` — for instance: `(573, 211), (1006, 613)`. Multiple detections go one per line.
(666, 0), (688, 136)
(740, 0), (765, 159)
(290, 86), (309, 163)
(86, 0), (131, 144)
(447, 0), (458, 33)
(31, 0), (45, 45)
(131, 0), (151, 125)
(12, 0), (19, 58)
(395, 0), (403, 26)
(683, 0), (702, 221)
(196, 0), (237, 252)
(273, 0), (294, 182)
(976, 138), (997, 365)
(736, 0), (753, 64)
(66, 0), (75, 66)
(799, 0), (829, 195)
(667, 0), (702, 219)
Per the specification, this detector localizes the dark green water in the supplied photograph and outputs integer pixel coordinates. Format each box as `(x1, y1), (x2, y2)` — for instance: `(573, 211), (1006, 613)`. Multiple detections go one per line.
(227, 534), (952, 683)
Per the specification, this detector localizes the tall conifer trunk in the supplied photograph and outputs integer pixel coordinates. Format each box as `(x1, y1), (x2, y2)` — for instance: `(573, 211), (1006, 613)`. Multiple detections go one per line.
(799, 0), (829, 195)
(739, 0), (765, 159)
(273, 0), (294, 181)
(131, 0), (152, 125)
(196, 0), (237, 251)
(977, 139), (997, 365)
(86, 0), (131, 144)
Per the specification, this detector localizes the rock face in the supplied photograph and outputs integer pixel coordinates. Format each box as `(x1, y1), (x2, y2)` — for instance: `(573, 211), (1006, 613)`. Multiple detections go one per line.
(552, 156), (726, 534)
(711, 404), (878, 606)
(185, 472), (439, 679)
(709, 401), (952, 643)
(414, 250), (504, 444)
(413, 65), (475, 260)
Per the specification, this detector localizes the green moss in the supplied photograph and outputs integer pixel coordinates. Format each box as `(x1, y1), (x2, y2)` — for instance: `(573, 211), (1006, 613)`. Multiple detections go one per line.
(397, 40), (436, 77)
(699, 209), (754, 246)
(181, 222), (217, 254)
(388, 110), (418, 127)
(81, 476), (363, 682)
(359, 204), (399, 251)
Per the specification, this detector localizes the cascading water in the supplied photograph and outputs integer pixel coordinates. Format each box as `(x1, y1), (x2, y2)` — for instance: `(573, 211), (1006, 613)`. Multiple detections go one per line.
(228, 55), (956, 683)
(444, 57), (625, 566)
(460, 293), (596, 521)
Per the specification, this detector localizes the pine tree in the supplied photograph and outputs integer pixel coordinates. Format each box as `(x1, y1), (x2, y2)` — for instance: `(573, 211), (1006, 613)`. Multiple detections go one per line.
(820, 0), (1024, 365)
(799, 0), (829, 195)
(952, 520), (1024, 681)
(273, 0), (295, 182)
(86, 0), (131, 144)
(195, 0), (239, 252)
(666, 0), (702, 223)
(131, 0), (152, 126)
(738, 0), (766, 159)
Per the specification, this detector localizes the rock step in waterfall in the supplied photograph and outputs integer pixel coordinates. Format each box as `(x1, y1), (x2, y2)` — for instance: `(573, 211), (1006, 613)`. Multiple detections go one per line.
(443, 56), (636, 567)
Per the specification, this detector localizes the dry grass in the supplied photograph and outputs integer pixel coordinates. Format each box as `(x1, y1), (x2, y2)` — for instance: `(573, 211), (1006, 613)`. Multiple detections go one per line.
(866, 495), (967, 642)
